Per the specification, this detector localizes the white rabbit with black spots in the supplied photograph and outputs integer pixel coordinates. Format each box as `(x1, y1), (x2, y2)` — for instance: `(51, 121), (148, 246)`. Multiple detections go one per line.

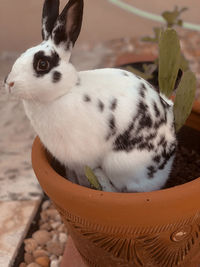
(4, 0), (177, 192)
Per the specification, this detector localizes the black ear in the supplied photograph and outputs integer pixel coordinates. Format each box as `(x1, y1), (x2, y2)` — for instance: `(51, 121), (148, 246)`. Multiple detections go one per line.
(52, 0), (84, 48)
(42, 0), (60, 40)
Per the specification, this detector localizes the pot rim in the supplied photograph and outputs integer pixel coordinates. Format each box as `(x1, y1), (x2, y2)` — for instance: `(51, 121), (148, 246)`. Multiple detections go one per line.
(32, 135), (200, 199)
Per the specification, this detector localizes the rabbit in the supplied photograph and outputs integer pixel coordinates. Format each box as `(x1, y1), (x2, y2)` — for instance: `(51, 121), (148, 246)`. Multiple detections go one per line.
(4, 0), (177, 192)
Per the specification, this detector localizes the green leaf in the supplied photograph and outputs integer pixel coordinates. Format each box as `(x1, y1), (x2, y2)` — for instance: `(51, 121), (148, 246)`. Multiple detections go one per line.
(174, 71), (196, 132)
(85, 166), (102, 190)
(158, 28), (181, 97)
(179, 53), (189, 72)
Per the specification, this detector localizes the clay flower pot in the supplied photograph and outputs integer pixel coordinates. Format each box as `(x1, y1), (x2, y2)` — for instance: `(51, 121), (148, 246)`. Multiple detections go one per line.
(32, 102), (200, 267)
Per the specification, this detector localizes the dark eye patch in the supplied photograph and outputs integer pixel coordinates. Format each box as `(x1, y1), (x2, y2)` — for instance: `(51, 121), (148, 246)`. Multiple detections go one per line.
(33, 50), (60, 77)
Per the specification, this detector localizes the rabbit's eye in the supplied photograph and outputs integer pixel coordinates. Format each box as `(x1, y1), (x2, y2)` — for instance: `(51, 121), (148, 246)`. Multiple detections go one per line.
(37, 59), (50, 71)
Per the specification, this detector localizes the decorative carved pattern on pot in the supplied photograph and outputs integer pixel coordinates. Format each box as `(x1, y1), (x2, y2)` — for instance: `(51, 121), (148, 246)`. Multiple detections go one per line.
(55, 204), (200, 266)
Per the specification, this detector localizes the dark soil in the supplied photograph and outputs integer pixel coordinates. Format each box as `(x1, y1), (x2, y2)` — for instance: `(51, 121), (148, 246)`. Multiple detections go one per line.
(165, 145), (200, 189)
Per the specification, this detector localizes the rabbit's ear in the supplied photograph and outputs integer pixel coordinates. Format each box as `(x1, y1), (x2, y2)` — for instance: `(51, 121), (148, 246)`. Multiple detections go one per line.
(52, 0), (83, 48)
(42, 0), (60, 40)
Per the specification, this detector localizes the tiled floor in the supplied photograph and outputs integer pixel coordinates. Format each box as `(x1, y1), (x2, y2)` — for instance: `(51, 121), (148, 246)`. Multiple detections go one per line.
(0, 200), (40, 267)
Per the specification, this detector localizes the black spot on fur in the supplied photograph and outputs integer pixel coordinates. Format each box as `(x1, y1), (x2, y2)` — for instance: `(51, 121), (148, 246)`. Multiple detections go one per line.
(98, 100), (104, 112)
(139, 114), (152, 129)
(158, 135), (167, 147)
(146, 132), (157, 142)
(109, 116), (116, 133)
(122, 71), (129, 77)
(52, 71), (62, 83)
(139, 84), (147, 98)
(153, 101), (160, 117)
(83, 95), (91, 102)
(141, 83), (147, 91)
(147, 166), (156, 179)
(110, 98), (118, 111)
(33, 51), (60, 77)
(106, 115), (117, 140)
(113, 119), (135, 151)
(159, 142), (176, 170)
(153, 155), (161, 163)
(136, 75), (142, 80)
(138, 101), (148, 114)
(138, 141), (154, 151)
(140, 90), (145, 98)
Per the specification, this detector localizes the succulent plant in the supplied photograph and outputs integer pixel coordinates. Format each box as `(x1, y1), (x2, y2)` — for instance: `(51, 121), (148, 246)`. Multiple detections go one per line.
(132, 6), (190, 80)
(158, 28), (196, 132)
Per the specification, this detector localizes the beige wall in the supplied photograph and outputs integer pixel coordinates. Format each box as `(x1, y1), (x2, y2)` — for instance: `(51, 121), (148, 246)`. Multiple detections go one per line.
(0, 0), (200, 53)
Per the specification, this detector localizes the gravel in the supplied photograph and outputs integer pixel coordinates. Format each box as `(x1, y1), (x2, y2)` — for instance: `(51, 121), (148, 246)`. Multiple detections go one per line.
(19, 200), (67, 267)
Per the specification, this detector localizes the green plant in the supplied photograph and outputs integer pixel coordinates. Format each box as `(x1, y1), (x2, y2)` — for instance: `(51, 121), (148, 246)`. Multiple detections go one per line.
(126, 6), (189, 80)
(158, 28), (196, 132)
(142, 6), (188, 43)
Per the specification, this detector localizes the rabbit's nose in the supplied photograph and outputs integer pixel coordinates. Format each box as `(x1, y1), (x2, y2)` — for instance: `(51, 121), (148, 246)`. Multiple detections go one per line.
(8, 82), (15, 87)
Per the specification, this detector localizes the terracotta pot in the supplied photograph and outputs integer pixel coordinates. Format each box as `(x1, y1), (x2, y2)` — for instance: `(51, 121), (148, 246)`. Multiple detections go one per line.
(32, 101), (200, 267)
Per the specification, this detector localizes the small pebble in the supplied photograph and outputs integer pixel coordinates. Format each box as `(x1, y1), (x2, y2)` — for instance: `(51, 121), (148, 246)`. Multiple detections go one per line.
(46, 240), (64, 256)
(24, 253), (34, 264)
(35, 256), (50, 267)
(20, 200), (65, 266)
(40, 210), (48, 222)
(42, 200), (51, 210)
(59, 233), (67, 243)
(27, 263), (41, 267)
(51, 222), (60, 229)
(50, 259), (59, 267)
(24, 238), (38, 253)
(33, 249), (49, 259)
(57, 224), (66, 233)
(33, 230), (51, 246)
(50, 255), (57, 261)
(46, 209), (60, 219)
(40, 223), (51, 231)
